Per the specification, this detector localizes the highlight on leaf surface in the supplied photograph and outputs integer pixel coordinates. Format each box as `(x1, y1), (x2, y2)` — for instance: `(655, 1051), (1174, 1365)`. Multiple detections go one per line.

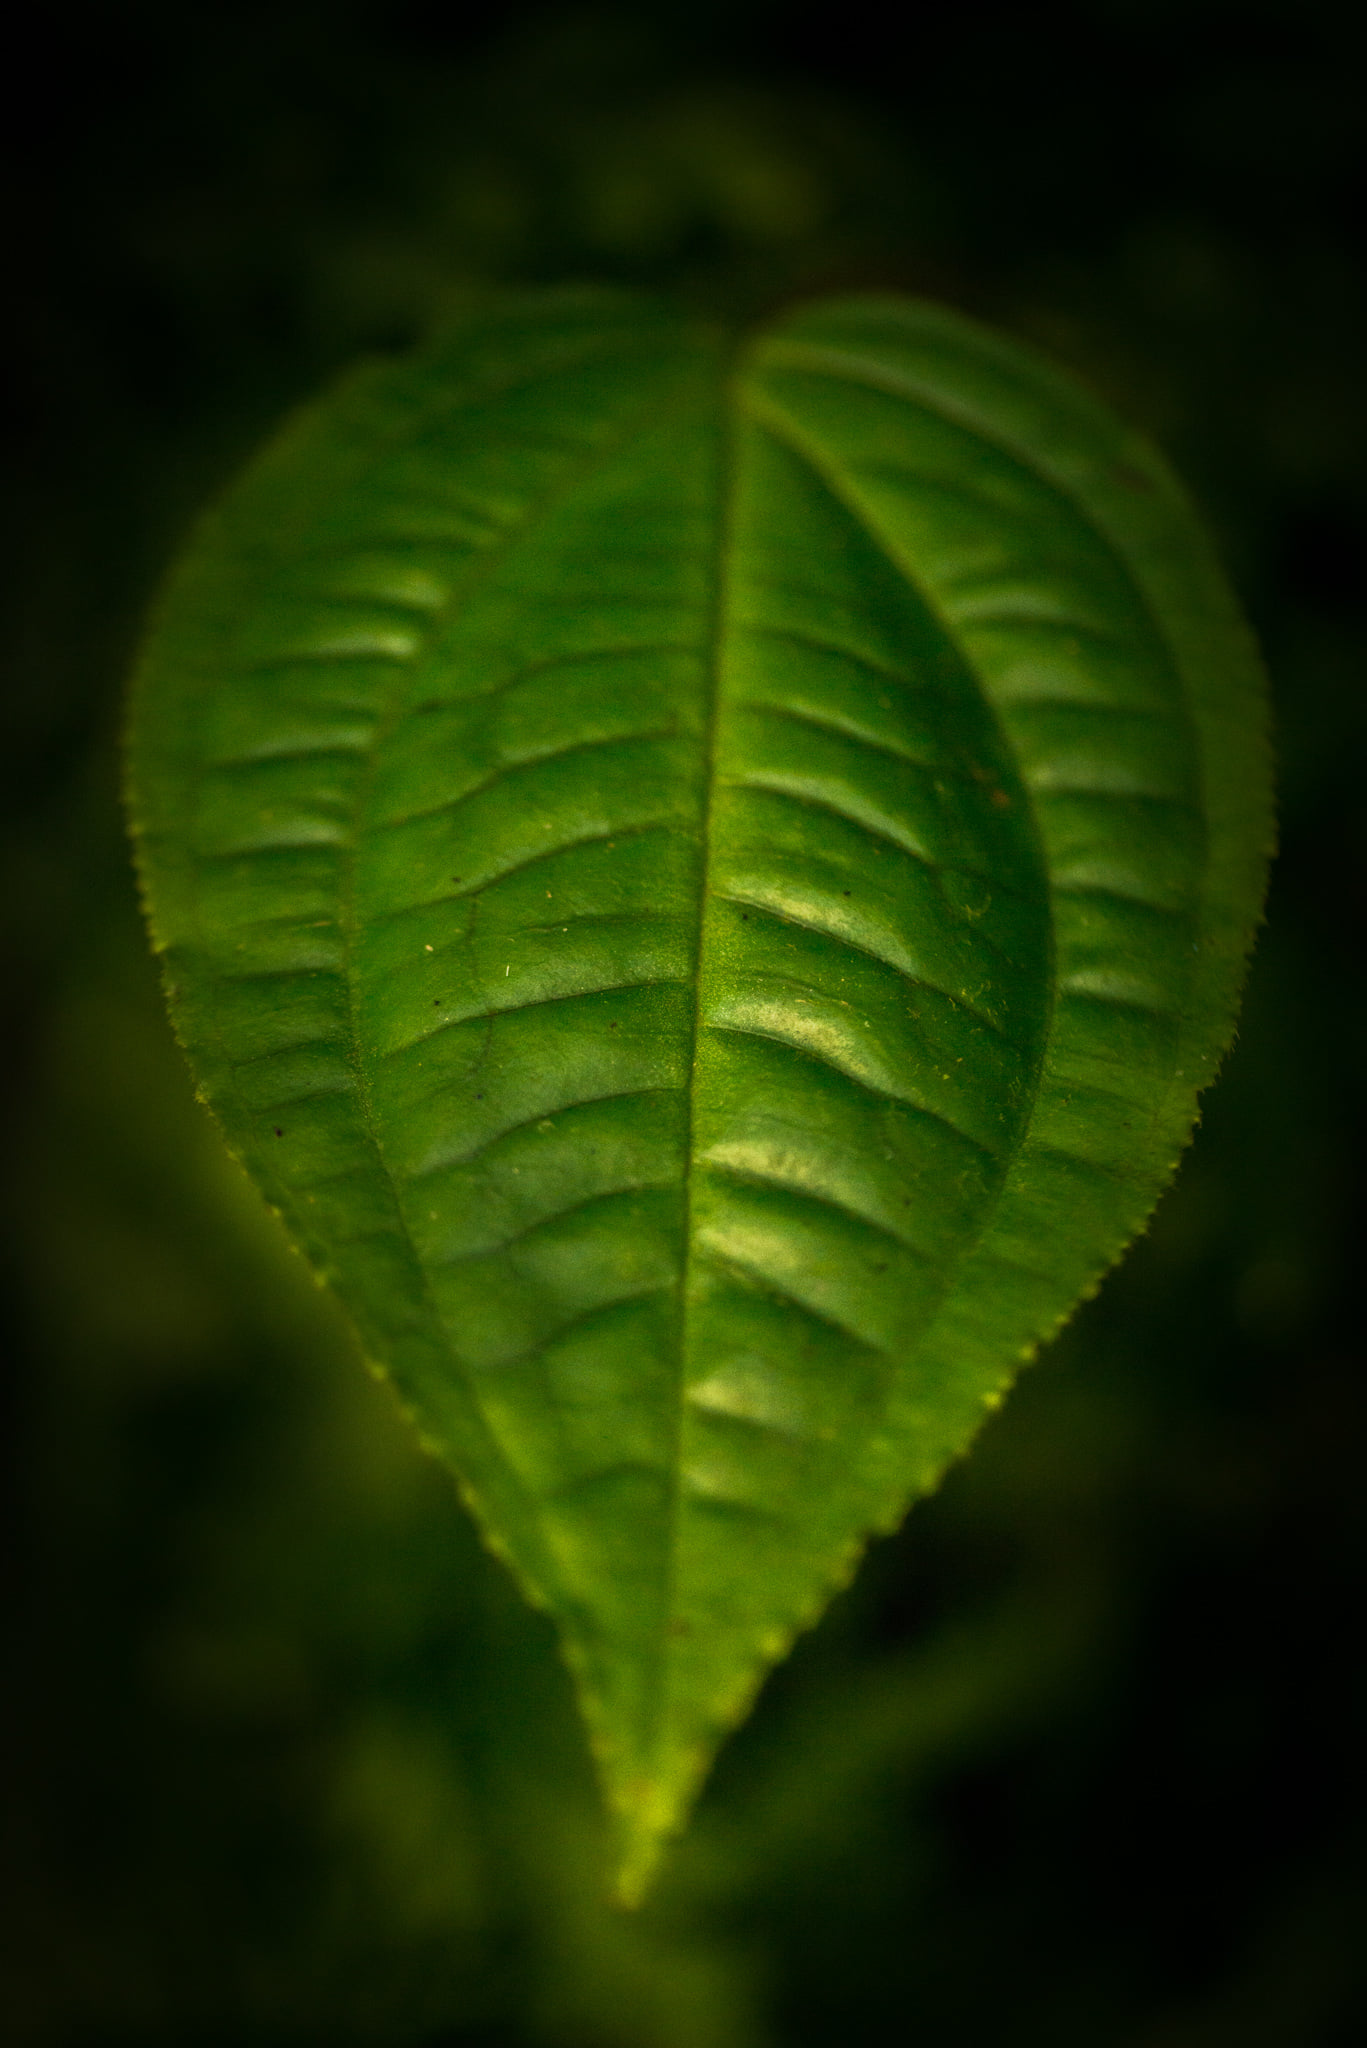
(126, 289), (1271, 1903)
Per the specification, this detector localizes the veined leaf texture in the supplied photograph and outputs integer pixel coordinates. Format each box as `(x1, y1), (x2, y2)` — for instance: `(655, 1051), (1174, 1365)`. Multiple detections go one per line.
(127, 292), (1271, 1900)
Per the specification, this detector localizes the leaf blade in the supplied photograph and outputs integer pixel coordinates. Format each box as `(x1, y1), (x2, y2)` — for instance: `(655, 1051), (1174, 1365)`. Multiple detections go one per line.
(127, 289), (1271, 1902)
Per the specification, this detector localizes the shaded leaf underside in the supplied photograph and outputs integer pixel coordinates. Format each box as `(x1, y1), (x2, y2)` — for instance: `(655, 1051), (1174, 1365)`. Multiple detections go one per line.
(129, 293), (1270, 1898)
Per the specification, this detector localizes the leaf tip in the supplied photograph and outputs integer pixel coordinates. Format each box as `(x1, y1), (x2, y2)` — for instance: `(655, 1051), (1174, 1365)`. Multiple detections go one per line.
(602, 1758), (702, 1909)
(610, 1827), (667, 1912)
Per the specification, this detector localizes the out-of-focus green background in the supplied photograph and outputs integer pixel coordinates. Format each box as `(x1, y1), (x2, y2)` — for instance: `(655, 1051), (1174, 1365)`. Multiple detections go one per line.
(3, 3), (1365, 2041)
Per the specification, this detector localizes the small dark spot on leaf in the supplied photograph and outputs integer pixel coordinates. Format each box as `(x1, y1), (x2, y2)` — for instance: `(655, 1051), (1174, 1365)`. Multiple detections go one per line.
(990, 788), (1011, 809)
(668, 1619), (691, 1638)
(475, 1092), (484, 1100)
(273, 1127), (283, 1137)
(843, 890), (851, 897)
(608, 1021), (618, 1031)
(452, 876), (463, 884)
(433, 999), (440, 1006)
(741, 912), (749, 921)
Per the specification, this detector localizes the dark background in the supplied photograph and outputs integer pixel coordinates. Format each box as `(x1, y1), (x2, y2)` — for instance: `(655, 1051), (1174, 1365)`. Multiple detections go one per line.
(3, 3), (1366, 2042)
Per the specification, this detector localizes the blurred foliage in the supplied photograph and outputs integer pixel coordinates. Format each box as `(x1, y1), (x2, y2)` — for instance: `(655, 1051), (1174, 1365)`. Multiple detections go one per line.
(2, 2), (1365, 2042)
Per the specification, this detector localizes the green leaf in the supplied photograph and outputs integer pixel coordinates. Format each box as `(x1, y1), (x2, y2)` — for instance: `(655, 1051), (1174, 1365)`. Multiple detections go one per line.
(126, 289), (1271, 1901)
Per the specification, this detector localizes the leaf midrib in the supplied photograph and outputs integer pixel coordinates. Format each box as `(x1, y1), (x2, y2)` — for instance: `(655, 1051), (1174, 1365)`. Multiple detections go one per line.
(647, 349), (1066, 1766)
(656, 350), (738, 1764)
